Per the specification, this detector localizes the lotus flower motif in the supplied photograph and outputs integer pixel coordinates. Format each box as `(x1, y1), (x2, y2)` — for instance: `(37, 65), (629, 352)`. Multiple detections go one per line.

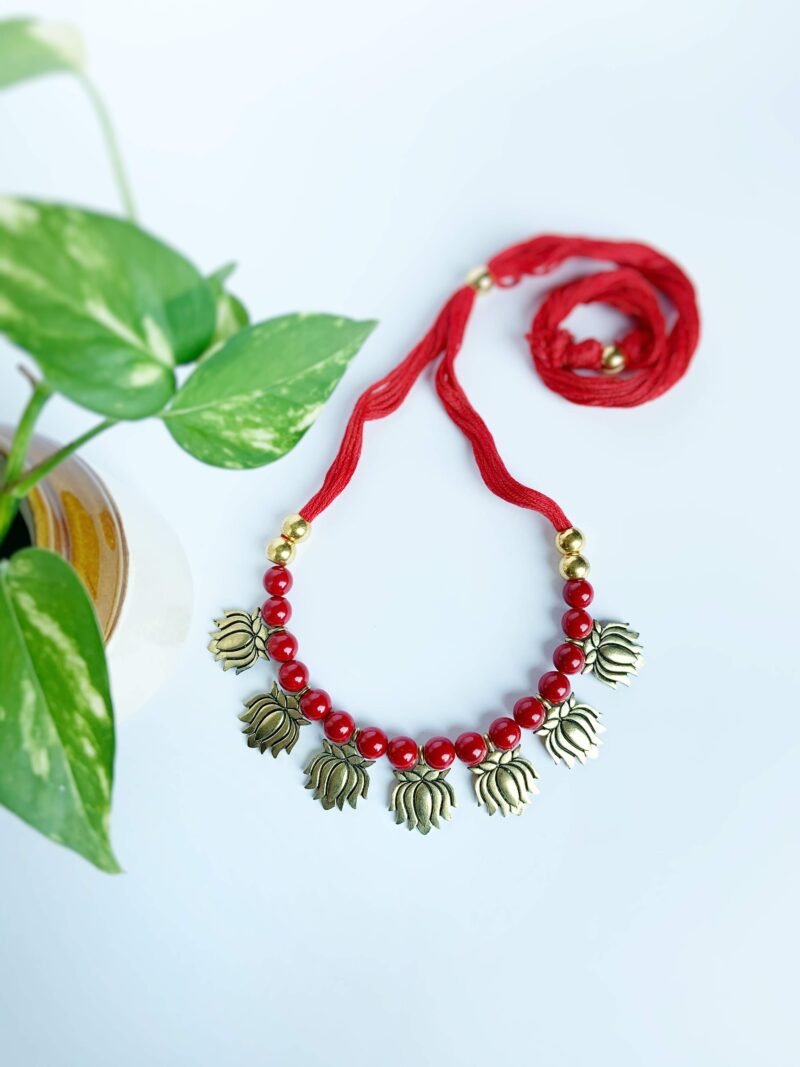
(208, 608), (268, 673)
(390, 764), (455, 834)
(471, 745), (539, 816)
(537, 693), (603, 767)
(239, 682), (307, 757)
(579, 621), (643, 688)
(305, 740), (373, 811)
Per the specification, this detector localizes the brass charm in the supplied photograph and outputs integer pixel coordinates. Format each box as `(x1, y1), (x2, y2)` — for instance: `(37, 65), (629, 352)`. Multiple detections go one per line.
(305, 740), (373, 811)
(537, 694), (603, 767)
(471, 744), (539, 816)
(208, 608), (268, 673)
(390, 764), (455, 834)
(239, 682), (307, 757)
(580, 621), (643, 688)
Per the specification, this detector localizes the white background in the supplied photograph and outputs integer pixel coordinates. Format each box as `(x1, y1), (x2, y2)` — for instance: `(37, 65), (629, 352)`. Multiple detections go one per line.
(1, 1), (798, 1065)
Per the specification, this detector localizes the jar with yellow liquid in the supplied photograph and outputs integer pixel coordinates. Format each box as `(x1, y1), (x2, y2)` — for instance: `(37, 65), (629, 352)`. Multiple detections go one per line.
(0, 428), (192, 718)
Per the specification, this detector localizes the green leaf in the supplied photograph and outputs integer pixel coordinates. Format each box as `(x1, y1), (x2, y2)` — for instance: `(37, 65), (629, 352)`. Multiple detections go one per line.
(208, 263), (236, 288)
(0, 548), (119, 872)
(208, 264), (249, 346)
(163, 314), (376, 468)
(215, 290), (249, 342)
(0, 198), (217, 418)
(0, 17), (84, 89)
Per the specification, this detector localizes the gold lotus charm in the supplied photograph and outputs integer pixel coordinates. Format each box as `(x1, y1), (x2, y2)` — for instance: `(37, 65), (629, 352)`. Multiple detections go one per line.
(208, 608), (268, 673)
(537, 694), (603, 767)
(579, 621), (643, 687)
(390, 764), (455, 834)
(239, 683), (307, 757)
(305, 740), (373, 811)
(471, 745), (539, 816)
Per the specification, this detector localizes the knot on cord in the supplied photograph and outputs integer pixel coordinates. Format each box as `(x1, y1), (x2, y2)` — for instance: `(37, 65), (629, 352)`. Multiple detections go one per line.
(489, 237), (699, 409)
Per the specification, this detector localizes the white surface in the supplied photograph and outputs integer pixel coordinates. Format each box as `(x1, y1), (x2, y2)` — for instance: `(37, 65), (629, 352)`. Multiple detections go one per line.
(1, 2), (798, 1065)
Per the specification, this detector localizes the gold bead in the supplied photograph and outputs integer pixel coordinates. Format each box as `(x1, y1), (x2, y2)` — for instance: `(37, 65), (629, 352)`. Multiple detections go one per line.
(559, 554), (590, 580)
(281, 513), (311, 543)
(465, 265), (493, 293)
(266, 537), (295, 565)
(555, 527), (585, 555)
(601, 344), (626, 375)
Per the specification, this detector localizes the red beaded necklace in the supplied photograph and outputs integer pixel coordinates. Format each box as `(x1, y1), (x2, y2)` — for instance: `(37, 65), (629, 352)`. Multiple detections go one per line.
(210, 234), (699, 833)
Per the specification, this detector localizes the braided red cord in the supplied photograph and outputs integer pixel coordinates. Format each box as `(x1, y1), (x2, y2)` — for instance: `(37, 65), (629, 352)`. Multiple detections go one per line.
(301, 235), (699, 530)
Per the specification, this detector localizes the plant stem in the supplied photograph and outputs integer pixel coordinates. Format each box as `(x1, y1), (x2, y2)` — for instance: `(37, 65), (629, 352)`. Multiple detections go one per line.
(79, 74), (138, 222)
(1, 419), (115, 502)
(0, 383), (51, 543)
(1, 383), (51, 488)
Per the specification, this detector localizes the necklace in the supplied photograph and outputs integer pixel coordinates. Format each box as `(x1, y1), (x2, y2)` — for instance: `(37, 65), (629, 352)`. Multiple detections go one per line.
(209, 234), (699, 833)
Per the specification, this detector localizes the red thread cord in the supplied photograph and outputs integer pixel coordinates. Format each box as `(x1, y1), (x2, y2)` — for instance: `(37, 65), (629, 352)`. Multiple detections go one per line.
(301, 235), (699, 530)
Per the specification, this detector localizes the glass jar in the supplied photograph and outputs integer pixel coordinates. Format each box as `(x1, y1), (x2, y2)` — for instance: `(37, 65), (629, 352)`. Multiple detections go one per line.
(0, 427), (128, 641)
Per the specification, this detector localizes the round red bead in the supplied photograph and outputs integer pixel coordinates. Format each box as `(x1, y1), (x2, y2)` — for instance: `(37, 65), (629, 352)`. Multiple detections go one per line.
(513, 695), (547, 731)
(488, 716), (521, 751)
(455, 731), (488, 766)
(261, 596), (291, 627)
(356, 726), (388, 760)
(266, 630), (298, 662)
(299, 688), (331, 721)
(387, 736), (418, 770)
(324, 710), (355, 744)
(264, 566), (293, 596)
(563, 578), (593, 608)
(553, 642), (585, 674)
(423, 736), (456, 771)
(539, 670), (571, 704)
(562, 608), (593, 640)
(277, 660), (308, 692)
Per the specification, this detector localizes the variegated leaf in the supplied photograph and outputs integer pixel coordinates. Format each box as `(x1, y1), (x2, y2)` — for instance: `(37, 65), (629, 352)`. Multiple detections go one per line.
(162, 314), (376, 468)
(0, 199), (217, 418)
(207, 263), (249, 347)
(0, 17), (84, 89)
(0, 548), (119, 872)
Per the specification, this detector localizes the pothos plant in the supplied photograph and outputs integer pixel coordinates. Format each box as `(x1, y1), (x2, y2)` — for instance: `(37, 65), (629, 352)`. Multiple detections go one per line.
(0, 18), (375, 872)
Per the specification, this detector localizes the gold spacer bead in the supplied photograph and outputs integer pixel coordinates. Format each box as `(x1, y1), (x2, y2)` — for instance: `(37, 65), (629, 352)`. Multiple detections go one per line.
(281, 513), (311, 543)
(555, 527), (585, 555)
(266, 537), (296, 565)
(465, 265), (494, 293)
(601, 344), (626, 375)
(559, 553), (590, 580)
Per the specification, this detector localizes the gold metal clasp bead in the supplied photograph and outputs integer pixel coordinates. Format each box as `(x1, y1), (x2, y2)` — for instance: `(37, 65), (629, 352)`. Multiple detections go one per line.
(555, 527), (584, 555)
(266, 537), (295, 565)
(601, 344), (626, 375)
(282, 513), (311, 543)
(559, 554), (590, 580)
(466, 266), (494, 293)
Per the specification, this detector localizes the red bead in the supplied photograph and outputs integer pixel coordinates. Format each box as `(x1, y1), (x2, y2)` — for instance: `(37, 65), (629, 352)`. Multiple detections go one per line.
(357, 726), (388, 760)
(539, 670), (571, 704)
(299, 688), (331, 721)
(263, 566), (293, 596)
(455, 731), (488, 766)
(488, 716), (521, 751)
(563, 578), (593, 608)
(513, 696), (547, 731)
(423, 736), (456, 770)
(553, 642), (585, 675)
(261, 596), (292, 627)
(266, 630), (298, 662)
(278, 660), (308, 692)
(324, 710), (355, 744)
(562, 608), (593, 640)
(387, 736), (418, 770)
